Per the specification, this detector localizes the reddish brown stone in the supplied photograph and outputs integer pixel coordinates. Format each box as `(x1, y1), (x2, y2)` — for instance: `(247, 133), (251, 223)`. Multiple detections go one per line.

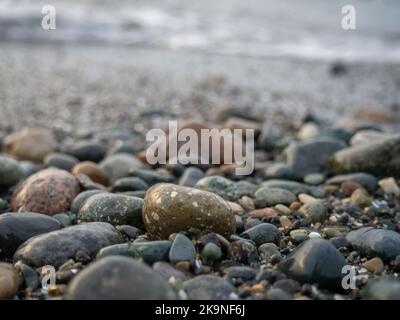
(340, 180), (362, 197)
(11, 168), (80, 216)
(72, 161), (109, 186)
(352, 108), (398, 123)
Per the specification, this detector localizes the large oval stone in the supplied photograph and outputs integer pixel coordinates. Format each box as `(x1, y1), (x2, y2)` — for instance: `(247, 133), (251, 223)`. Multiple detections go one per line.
(279, 238), (346, 289)
(78, 193), (144, 228)
(13, 222), (123, 268)
(0, 212), (62, 259)
(11, 168), (80, 215)
(143, 183), (235, 239)
(66, 256), (176, 299)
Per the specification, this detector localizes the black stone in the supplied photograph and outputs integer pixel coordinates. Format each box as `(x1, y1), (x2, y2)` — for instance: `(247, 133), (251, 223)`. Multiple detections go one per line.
(0, 212), (62, 259)
(279, 238), (346, 289)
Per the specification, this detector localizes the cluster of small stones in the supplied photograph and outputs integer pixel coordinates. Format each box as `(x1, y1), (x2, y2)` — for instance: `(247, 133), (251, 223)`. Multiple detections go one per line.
(0, 108), (400, 300)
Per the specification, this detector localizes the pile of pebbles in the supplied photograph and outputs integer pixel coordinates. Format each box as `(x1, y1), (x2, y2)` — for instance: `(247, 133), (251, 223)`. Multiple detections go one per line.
(1, 108), (400, 300)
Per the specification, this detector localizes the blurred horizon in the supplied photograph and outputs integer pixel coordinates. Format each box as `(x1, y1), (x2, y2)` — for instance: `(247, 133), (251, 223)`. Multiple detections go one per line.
(1, 0), (400, 62)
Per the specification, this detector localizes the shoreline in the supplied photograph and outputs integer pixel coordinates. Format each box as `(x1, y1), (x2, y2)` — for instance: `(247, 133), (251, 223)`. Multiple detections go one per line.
(1, 42), (400, 137)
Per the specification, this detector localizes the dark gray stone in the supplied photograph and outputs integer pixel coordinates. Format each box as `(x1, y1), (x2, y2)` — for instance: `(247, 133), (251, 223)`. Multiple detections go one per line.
(96, 241), (172, 265)
(64, 140), (107, 162)
(14, 222), (123, 268)
(346, 227), (400, 261)
(169, 233), (196, 264)
(179, 167), (204, 187)
(327, 134), (400, 177)
(153, 261), (191, 281)
(325, 173), (378, 192)
(70, 190), (106, 213)
(99, 153), (143, 182)
(112, 177), (149, 192)
(66, 256), (176, 299)
(44, 152), (79, 171)
(0, 212), (62, 259)
(284, 138), (346, 177)
(279, 238), (346, 289)
(195, 176), (239, 201)
(362, 278), (400, 300)
(183, 275), (235, 300)
(260, 179), (310, 194)
(78, 193), (143, 228)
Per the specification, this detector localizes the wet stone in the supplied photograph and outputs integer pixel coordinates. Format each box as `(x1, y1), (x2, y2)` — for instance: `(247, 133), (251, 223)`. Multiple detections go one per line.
(240, 223), (280, 246)
(235, 180), (257, 198)
(72, 161), (109, 186)
(99, 153), (143, 183)
(96, 241), (171, 265)
(362, 278), (400, 300)
(53, 213), (74, 227)
(201, 242), (222, 265)
(289, 229), (309, 244)
(298, 202), (328, 223)
(228, 240), (259, 264)
(327, 134), (400, 177)
(112, 177), (149, 192)
(178, 167), (204, 187)
(325, 173), (378, 193)
(116, 225), (141, 239)
(254, 187), (297, 206)
(129, 168), (174, 185)
(78, 193), (144, 228)
(11, 168), (80, 216)
(44, 152), (79, 171)
(142, 183), (235, 239)
(4, 128), (57, 162)
(152, 261), (192, 281)
(0, 212), (63, 259)
(21, 263), (39, 291)
(284, 138), (346, 177)
(0, 262), (21, 299)
(0, 156), (24, 189)
(346, 227), (400, 261)
(350, 188), (373, 208)
(64, 140), (107, 163)
(195, 176), (239, 201)
(261, 180), (310, 195)
(223, 266), (257, 285)
(182, 275), (235, 300)
(14, 222), (123, 268)
(66, 256), (176, 299)
(169, 233), (196, 264)
(303, 173), (325, 185)
(279, 238), (346, 289)
(70, 190), (105, 214)
(264, 163), (296, 180)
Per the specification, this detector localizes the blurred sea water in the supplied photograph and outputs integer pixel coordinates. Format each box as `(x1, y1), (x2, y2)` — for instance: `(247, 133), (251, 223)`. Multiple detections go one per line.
(1, 0), (400, 62)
